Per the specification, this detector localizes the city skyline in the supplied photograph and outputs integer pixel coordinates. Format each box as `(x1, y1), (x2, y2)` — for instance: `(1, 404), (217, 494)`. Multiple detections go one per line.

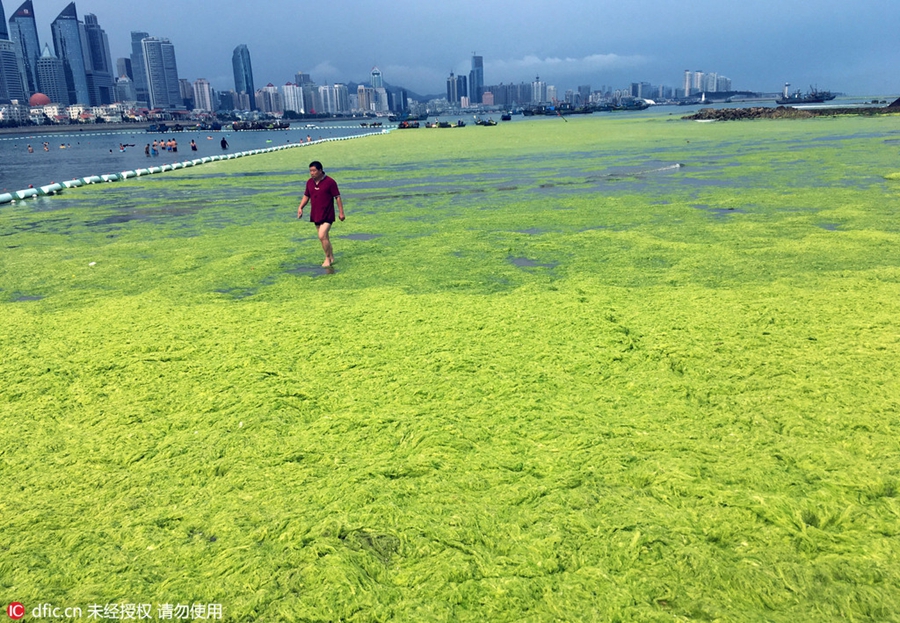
(16, 0), (899, 97)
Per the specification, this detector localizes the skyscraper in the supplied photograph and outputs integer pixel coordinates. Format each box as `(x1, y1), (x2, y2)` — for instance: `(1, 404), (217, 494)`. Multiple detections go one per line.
(82, 14), (113, 105)
(0, 39), (26, 102)
(232, 44), (254, 109)
(142, 37), (182, 109)
(35, 43), (66, 104)
(446, 72), (458, 104)
(456, 74), (467, 101)
(0, 0), (26, 102)
(50, 2), (89, 104)
(129, 31), (149, 105)
(469, 54), (483, 104)
(370, 66), (383, 89)
(8, 1), (40, 96)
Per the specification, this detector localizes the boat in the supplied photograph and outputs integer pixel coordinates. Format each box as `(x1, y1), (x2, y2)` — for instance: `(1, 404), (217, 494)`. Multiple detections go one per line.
(776, 85), (836, 105)
(388, 113), (429, 122)
(396, 120), (420, 129)
(597, 100), (650, 112)
(474, 118), (497, 126)
(500, 113), (512, 121)
(231, 121), (290, 131)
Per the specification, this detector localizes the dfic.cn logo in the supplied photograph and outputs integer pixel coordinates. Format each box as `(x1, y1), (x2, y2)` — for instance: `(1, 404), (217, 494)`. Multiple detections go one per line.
(7, 603), (25, 620)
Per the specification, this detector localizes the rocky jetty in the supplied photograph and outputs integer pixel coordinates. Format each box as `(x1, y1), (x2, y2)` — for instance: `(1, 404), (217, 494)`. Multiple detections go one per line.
(684, 104), (900, 121)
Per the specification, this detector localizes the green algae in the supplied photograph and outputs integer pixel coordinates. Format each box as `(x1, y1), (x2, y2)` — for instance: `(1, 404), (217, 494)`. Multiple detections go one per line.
(2, 115), (900, 622)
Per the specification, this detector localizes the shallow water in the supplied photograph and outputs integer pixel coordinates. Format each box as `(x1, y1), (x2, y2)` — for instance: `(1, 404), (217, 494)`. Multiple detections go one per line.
(0, 123), (379, 192)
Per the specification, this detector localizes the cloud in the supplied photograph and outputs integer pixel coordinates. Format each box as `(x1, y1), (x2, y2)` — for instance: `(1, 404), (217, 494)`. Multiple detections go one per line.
(308, 61), (343, 83)
(486, 53), (649, 82)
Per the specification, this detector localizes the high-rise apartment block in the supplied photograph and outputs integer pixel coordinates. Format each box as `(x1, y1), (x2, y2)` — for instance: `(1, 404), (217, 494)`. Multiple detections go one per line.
(141, 36), (183, 109)
(192, 78), (213, 111)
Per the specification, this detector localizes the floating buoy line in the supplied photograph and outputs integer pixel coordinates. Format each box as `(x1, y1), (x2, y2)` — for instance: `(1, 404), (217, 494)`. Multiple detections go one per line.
(0, 130), (388, 206)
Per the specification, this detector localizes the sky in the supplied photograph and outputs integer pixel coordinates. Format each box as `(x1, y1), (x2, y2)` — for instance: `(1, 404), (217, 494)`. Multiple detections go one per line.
(24, 0), (900, 97)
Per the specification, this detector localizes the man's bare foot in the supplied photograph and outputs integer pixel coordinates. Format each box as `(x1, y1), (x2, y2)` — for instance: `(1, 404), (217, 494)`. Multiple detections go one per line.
(322, 259), (332, 267)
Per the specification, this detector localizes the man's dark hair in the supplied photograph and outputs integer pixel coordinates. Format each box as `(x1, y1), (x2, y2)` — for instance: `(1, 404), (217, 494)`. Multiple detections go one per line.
(309, 161), (323, 172)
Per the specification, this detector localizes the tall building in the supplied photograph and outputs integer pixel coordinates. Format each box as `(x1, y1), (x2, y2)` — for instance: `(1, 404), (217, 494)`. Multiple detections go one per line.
(334, 83), (350, 113)
(141, 36), (182, 109)
(447, 72), (469, 105)
(357, 84), (374, 112)
(192, 78), (213, 111)
(50, 1), (90, 105)
(35, 43), (66, 104)
(456, 74), (467, 102)
(178, 78), (193, 108)
(370, 66), (383, 88)
(129, 31), (149, 105)
(302, 84), (320, 114)
(255, 83), (282, 114)
(692, 70), (704, 94)
(115, 57), (132, 80)
(469, 54), (483, 104)
(317, 84), (336, 114)
(0, 38), (26, 102)
(114, 74), (135, 102)
(294, 71), (312, 85)
(232, 44), (255, 109)
(281, 82), (304, 113)
(531, 76), (546, 104)
(446, 72), (458, 104)
(8, 1), (41, 96)
(81, 14), (113, 105)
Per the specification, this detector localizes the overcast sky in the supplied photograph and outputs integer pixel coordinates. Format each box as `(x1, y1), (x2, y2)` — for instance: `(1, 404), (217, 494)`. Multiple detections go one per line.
(25, 0), (899, 97)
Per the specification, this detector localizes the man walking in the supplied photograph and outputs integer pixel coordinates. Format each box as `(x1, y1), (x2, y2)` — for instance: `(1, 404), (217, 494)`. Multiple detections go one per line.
(297, 161), (345, 267)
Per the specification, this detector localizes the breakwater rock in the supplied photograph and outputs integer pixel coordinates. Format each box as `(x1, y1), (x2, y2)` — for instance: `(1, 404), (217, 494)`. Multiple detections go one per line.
(684, 105), (899, 121)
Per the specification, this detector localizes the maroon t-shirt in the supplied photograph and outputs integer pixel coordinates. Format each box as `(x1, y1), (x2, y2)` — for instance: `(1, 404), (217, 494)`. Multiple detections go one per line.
(304, 175), (340, 223)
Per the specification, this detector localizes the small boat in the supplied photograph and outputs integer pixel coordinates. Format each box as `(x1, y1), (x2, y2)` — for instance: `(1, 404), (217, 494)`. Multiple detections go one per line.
(500, 113), (512, 121)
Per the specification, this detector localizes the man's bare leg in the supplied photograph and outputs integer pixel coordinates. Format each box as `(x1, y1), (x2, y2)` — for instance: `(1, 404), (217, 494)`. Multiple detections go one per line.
(317, 222), (335, 266)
